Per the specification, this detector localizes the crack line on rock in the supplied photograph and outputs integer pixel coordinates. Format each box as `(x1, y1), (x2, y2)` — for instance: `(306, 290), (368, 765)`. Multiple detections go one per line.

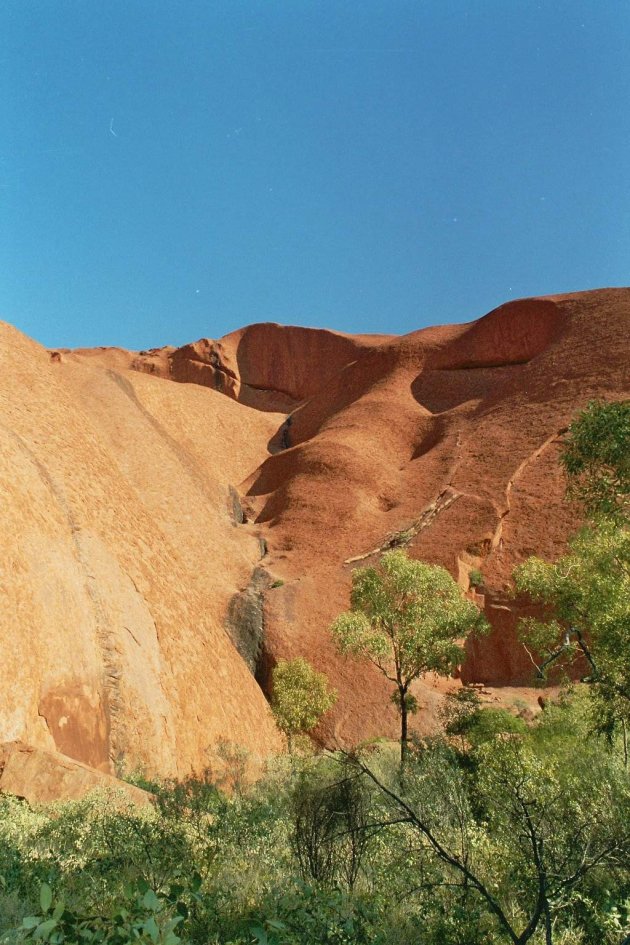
(489, 426), (569, 553)
(0, 422), (122, 767)
(344, 487), (462, 565)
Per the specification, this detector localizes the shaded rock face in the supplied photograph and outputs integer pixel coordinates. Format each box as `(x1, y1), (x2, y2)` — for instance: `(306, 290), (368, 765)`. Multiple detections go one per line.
(127, 324), (391, 414)
(224, 567), (270, 677)
(3, 287), (630, 787)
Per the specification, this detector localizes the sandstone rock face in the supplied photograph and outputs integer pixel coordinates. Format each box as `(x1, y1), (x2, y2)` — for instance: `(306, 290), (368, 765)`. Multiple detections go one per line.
(0, 741), (151, 805)
(71, 324), (392, 413)
(0, 324), (283, 779)
(2, 287), (629, 782)
(234, 290), (629, 746)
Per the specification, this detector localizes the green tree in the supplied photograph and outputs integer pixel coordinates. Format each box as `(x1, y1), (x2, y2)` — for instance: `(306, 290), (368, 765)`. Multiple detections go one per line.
(514, 522), (630, 738)
(440, 687), (527, 751)
(330, 549), (487, 767)
(350, 700), (630, 945)
(271, 657), (337, 752)
(515, 400), (630, 746)
(561, 399), (630, 522)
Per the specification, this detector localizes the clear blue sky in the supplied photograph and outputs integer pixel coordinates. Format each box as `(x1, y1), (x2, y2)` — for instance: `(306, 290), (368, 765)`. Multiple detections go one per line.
(2, 1), (629, 350)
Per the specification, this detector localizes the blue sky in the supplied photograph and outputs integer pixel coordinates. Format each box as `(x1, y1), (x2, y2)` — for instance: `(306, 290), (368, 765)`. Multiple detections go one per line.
(2, 1), (629, 349)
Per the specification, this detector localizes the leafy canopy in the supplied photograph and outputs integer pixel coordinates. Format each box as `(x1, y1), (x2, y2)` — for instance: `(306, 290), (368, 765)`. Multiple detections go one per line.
(271, 658), (337, 741)
(352, 693), (630, 945)
(515, 400), (630, 734)
(514, 521), (630, 723)
(561, 398), (630, 522)
(440, 687), (527, 749)
(330, 550), (486, 688)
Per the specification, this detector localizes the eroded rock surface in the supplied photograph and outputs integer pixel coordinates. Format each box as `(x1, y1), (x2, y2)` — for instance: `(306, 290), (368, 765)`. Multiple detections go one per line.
(1, 325), (283, 779)
(3, 287), (629, 781)
(0, 741), (151, 805)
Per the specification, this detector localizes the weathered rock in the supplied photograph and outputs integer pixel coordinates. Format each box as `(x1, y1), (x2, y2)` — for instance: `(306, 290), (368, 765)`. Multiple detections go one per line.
(2, 287), (629, 781)
(0, 322), (284, 782)
(223, 289), (630, 746)
(0, 741), (151, 805)
(224, 566), (270, 675)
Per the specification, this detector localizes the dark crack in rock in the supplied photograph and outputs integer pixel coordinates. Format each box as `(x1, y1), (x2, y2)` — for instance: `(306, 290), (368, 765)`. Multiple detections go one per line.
(224, 567), (271, 675)
(228, 485), (246, 525)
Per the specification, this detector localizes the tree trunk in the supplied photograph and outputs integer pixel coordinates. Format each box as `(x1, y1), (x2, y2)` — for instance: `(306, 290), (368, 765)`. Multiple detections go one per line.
(400, 685), (408, 772)
(543, 896), (553, 945)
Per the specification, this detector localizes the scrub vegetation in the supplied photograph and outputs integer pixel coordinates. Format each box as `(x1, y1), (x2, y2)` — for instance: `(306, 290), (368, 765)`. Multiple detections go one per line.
(0, 696), (627, 945)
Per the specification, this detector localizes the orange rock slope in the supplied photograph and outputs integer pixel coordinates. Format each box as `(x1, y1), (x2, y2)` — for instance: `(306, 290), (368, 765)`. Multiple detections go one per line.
(2, 287), (629, 781)
(0, 325), (284, 778)
(0, 742), (151, 805)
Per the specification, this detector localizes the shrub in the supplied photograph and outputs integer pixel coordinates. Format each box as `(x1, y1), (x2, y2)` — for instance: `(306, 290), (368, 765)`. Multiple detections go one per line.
(468, 568), (484, 589)
(271, 658), (337, 751)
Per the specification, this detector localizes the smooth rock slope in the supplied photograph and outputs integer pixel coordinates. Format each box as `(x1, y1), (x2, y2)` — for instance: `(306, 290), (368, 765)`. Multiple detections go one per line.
(1, 324), (284, 778)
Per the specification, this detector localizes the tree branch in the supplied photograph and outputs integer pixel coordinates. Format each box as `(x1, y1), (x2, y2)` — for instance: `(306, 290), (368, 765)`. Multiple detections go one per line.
(346, 753), (524, 945)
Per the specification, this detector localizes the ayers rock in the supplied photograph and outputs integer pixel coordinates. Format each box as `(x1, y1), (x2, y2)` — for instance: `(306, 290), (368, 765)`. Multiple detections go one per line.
(1, 287), (629, 781)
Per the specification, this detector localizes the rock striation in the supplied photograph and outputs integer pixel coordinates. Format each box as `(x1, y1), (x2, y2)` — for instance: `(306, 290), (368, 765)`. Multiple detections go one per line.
(2, 287), (629, 789)
(0, 324), (284, 781)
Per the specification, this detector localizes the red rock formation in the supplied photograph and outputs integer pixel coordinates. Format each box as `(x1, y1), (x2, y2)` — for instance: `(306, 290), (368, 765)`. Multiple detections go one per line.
(70, 324), (391, 413)
(1, 322), (284, 782)
(0, 742), (151, 805)
(3, 287), (629, 789)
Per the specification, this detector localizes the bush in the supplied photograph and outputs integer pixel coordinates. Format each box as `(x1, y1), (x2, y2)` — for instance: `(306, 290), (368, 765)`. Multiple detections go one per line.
(271, 658), (337, 750)
(0, 697), (627, 945)
(468, 568), (484, 589)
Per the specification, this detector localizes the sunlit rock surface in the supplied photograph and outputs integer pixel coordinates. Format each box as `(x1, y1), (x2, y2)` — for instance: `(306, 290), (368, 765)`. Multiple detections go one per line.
(2, 287), (628, 786)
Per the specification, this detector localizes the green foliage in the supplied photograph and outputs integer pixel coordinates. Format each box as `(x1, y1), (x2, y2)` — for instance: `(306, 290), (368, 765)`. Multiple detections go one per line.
(0, 703), (627, 945)
(561, 399), (630, 522)
(271, 658), (337, 747)
(472, 729), (629, 939)
(331, 550), (485, 680)
(468, 568), (484, 589)
(515, 400), (630, 738)
(352, 696), (630, 945)
(441, 688), (527, 748)
(331, 549), (487, 762)
(514, 520), (630, 725)
(20, 877), (194, 944)
(247, 884), (383, 945)
(289, 757), (371, 891)
(440, 685), (482, 738)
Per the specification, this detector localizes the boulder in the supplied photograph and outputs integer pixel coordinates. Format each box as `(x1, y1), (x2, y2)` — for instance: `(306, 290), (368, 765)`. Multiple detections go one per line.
(0, 741), (151, 805)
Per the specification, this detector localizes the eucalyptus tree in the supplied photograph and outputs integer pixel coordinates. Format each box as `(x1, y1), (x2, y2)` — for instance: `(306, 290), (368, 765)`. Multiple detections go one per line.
(515, 400), (630, 745)
(330, 549), (487, 767)
(561, 398), (630, 523)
